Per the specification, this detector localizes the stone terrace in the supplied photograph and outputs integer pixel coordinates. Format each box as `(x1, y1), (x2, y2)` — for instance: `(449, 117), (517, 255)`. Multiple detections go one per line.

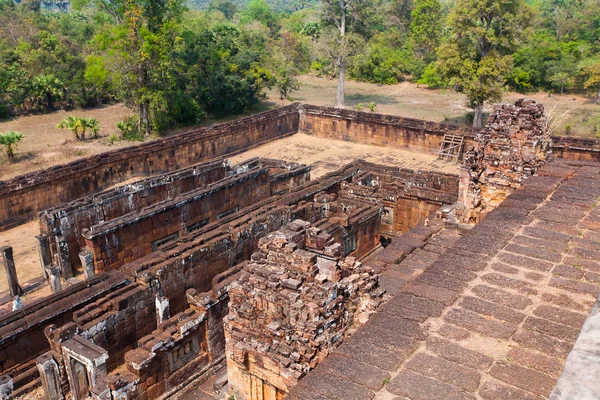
(288, 159), (600, 400)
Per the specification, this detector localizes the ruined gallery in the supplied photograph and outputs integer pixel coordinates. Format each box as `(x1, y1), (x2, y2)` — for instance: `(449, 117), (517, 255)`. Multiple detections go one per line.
(1, 101), (600, 400)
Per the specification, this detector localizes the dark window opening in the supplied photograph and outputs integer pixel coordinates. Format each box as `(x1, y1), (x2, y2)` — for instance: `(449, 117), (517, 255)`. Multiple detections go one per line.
(152, 232), (179, 252)
(187, 218), (210, 233)
(217, 206), (239, 219)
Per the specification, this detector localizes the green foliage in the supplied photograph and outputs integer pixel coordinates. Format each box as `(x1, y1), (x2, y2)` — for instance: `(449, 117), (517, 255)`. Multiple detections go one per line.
(357, 103), (362, 111)
(369, 102), (376, 111)
(0, 131), (24, 160)
(433, 0), (531, 127)
(107, 132), (119, 144)
(57, 115), (84, 140)
(409, 0), (441, 62)
(116, 116), (144, 141)
(82, 117), (100, 138)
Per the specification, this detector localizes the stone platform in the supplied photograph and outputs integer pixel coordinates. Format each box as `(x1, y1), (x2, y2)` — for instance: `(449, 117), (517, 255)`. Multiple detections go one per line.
(288, 159), (600, 400)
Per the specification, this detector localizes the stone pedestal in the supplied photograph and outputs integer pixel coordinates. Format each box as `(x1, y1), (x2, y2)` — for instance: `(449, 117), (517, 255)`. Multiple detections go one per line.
(0, 246), (22, 297)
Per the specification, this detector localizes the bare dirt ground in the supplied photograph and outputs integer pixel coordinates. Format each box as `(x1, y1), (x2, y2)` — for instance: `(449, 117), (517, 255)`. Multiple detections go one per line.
(0, 104), (134, 180)
(268, 75), (600, 138)
(230, 132), (458, 178)
(0, 221), (43, 293)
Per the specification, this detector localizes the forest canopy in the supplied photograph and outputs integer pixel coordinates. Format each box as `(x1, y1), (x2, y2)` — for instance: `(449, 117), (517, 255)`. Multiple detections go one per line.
(0, 0), (599, 132)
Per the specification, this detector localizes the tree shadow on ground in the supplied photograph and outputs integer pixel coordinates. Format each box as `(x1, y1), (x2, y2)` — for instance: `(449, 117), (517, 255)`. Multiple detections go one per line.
(345, 94), (399, 106)
(442, 111), (491, 127)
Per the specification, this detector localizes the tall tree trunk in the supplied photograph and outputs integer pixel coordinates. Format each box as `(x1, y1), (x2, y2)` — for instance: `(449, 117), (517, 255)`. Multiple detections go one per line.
(473, 103), (484, 129)
(336, 59), (346, 109)
(335, 0), (346, 109)
(138, 101), (150, 135)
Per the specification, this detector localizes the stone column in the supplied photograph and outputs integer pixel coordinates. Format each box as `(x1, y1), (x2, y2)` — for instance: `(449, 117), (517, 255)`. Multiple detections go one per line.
(155, 296), (170, 326)
(0, 246), (22, 297)
(45, 264), (62, 293)
(36, 352), (63, 400)
(79, 250), (95, 280)
(55, 236), (73, 280)
(36, 234), (52, 279)
(0, 375), (13, 400)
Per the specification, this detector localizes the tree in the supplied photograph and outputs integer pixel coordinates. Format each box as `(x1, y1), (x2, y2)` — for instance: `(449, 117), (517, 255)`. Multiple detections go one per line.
(275, 64), (300, 99)
(409, 0), (441, 62)
(82, 117), (101, 138)
(0, 131), (23, 160)
(321, 0), (376, 108)
(57, 115), (84, 140)
(435, 0), (531, 128)
(208, 0), (238, 19)
(92, 0), (185, 134)
(580, 58), (600, 100)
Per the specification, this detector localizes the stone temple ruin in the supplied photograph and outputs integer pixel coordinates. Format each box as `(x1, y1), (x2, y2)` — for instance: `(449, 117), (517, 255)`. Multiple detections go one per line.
(0, 101), (600, 400)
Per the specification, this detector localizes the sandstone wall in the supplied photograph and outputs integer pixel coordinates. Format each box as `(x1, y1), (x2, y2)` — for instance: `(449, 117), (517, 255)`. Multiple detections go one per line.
(84, 168), (272, 272)
(0, 271), (128, 373)
(0, 104), (301, 231)
(300, 105), (476, 154)
(39, 159), (229, 275)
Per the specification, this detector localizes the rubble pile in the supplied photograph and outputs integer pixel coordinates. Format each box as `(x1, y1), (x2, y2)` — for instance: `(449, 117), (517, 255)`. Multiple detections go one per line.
(224, 220), (384, 399)
(458, 99), (552, 223)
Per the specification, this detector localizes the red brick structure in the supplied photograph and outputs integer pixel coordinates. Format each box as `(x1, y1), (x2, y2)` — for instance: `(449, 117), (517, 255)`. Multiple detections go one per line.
(457, 99), (553, 223)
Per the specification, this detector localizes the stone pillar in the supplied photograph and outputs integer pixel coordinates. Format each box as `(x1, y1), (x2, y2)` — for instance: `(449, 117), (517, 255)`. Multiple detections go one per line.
(79, 250), (95, 280)
(36, 352), (63, 400)
(155, 296), (170, 326)
(36, 234), (52, 279)
(45, 264), (62, 293)
(0, 246), (22, 297)
(55, 236), (73, 280)
(0, 375), (13, 400)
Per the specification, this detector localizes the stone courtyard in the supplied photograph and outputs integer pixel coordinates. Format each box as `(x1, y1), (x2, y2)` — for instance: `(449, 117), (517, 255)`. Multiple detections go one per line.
(0, 102), (598, 400)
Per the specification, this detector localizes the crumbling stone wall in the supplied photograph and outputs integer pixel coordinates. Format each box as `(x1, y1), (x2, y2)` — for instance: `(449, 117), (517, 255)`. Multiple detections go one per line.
(0, 104), (301, 231)
(39, 158), (229, 275)
(300, 104), (477, 154)
(457, 99), (552, 223)
(84, 168), (272, 272)
(224, 223), (385, 400)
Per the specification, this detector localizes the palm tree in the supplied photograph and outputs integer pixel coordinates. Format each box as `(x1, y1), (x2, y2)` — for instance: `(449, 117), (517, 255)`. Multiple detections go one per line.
(57, 116), (84, 140)
(0, 131), (24, 160)
(82, 118), (101, 138)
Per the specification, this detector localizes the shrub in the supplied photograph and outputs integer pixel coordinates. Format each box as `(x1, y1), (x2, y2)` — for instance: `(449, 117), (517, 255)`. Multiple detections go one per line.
(357, 103), (363, 111)
(82, 118), (100, 138)
(107, 133), (119, 145)
(117, 117), (144, 141)
(0, 131), (24, 160)
(369, 102), (377, 112)
(57, 115), (84, 140)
